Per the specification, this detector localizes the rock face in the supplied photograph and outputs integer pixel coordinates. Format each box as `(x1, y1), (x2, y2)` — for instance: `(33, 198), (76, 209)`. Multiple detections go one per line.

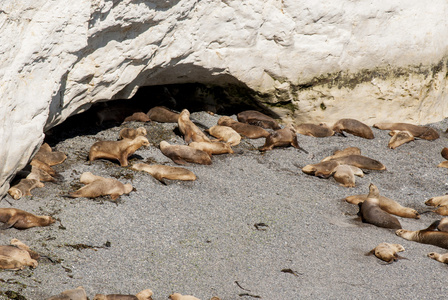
(1, 0), (448, 197)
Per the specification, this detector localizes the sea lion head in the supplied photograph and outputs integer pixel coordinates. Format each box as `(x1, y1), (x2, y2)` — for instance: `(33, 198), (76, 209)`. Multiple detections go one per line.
(136, 127), (147, 136)
(8, 187), (22, 200)
(123, 184), (133, 194)
(367, 183), (380, 198)
(134, 136), (150, 147)
(136, 289), (153, 300)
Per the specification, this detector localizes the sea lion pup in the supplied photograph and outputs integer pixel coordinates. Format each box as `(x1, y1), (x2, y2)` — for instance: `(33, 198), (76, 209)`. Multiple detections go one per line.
(132, 163), (196, 183)
(373, 122), (439, 140)
(65, 172), (133, 200)
(326, 154), (386, 170)
(28, 165), (56, 182)
(159, 141), (212, 165)
(8, 178), (45, 200)
(147, 106), (180, 123)
(93, 289), (153, 300)
(30, 158), (56, 176)
(367, 243), (405, 263)
(357, 184), (402, 229)
(396, 223), (448, 249)
(189, 141), (234, 156)
(237, 110), (281, 130)
(332, 118), (374, 139)
(46, 286), (88, 300)
(169, 293), (200, 300)
(217, 116), (270, 139)
(0, 208), (55, 229)
(259, 125), (306, 152)
(387, 130), (414, 149)
(205, 125), (241, 146)
(295, 123), (334, 137)
(123, 112), (151, 122)
(302, 160), (340, 178)
(119, 127), (147, 140)
(427, 252), (448, 264)
(321, 147), (361, 162)
(333, 165), (363, 187)
(89, 136), (150, 167)
(33, 143), (67, 166)
(178, 109), (211, 144)
(425, 195), (448, 207)
(0, 243), (38, 270)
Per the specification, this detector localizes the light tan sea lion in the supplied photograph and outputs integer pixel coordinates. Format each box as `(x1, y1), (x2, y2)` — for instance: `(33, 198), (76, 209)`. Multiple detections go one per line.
(427, 252), (448, 264)
(237, 110), (281, 130)
(217, 116), (270, 139)
(93, 289), (153, 300)
(327, 155), (386, 170)
(425, 195), (448, 207)
(434, 206), (448, 216)
(46, 286), (88, 300)
(396, 223), (448, 249)
(30, 159), (56, 176)
(119, 127), (147, 140)
(131, 163), (196, 183)
(159, 141), (212, 165)
(0, 208), (55, 229)
(441, 148), (448, 160)
(10, 238), (40, 260)
(169, 293), (200, 300)
(147, 106), (180, 123)
(259, 125), (305, 152)
(178, 109), (211, 144)
(89, 136), (149, 167)
(205, 125), (241, 146)
(189, 141), (234, 156)
(332, 118), (374, 139)
(0, 243), (38, 270)
(123, 112), (151, 122)
(437, 161), (448, 168)
(333, 165), (363, 187)
(27, 165), (56, 182)
(373, 122), (439, 140)
(65, 172), (133, 200)
(388, 130), (414, 149)
(366, 243), (405, 263)
(357, 184), (402, 229)
(8, 178), (45, 200)
(295, 123), (334, 137)
(34, 143), (67, 166)
(321, 147), (361, 162)
(302, 160), (340, 178)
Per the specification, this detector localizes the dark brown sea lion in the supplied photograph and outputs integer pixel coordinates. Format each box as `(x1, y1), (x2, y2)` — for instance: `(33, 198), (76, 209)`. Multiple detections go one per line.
(0, 208), (55, 229)
(123, 112), (151, 122)
(295, 123), (334, 137)
(89, 136), (149, 167)
(259, 125), (305, 152)
(373, 122), (439, 140)
(332, 118), (374, 139)
(237, 110), (281, 130)
(217, 116), (270, 139)
(119, 127), (147, 140)
(131, 163), (196, 183)
(396, 223), (448, 249)
(95, 104), (139, 125)
(8, 178), (45, 200)
(205, 125), (241, 146)
(34, 143), (67, 166)
(93, 289), (153, 300)
(178, 109), (211, 144)
(46, 286), (88, 300)
(302, 160), (340, 178)
(442, 147), (448, 160)
(147, 106), (180, 123)
(388, 130), (414, 149)
(327, 155), (386, 170)
(189, 141), (234, 155)
(366, 242), (405, 263)
(159, 141), (212, 165)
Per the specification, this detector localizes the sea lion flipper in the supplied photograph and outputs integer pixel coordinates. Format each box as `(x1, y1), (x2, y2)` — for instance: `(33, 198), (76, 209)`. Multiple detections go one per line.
(0, 222), (14, 230)
(172, 157), (187, 165)
(152, 173), (167, 185)
(110, 193), (120, 200)
(426, 220), (441, 231)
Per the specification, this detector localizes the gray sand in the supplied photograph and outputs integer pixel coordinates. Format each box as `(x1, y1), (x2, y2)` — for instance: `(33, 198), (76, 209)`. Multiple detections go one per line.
(1, 112), (448, 299)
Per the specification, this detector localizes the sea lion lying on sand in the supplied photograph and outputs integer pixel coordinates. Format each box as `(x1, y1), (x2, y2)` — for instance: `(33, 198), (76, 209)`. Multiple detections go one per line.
(373, 122), (439, 140)
(237, 110), (281, 130)
(132, 163), (196, 184)
(46, 286), (88, 300)
(295, 123), (334, 137)
(205, 125), (241, 146)
(160, 141), (212, 165)
(332, 118), (374, 139)
(217, 116), (269, 139)
(0, 208), (55, 229)
(366, 243), (405, 263)
(147, 106), (180, 123)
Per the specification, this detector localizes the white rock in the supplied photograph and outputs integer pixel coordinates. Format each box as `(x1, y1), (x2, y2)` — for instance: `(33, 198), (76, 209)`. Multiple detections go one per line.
(1, 0), (448, 196)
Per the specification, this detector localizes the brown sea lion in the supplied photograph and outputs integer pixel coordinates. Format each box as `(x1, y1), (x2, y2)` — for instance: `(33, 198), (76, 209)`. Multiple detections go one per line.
(34, 143), (67, 166)
(433, 218), (448, 232)
(321, 147), (361, 162)
(427, 252), (448, 264)
(434, 206), (448, 216)
(373, 122), (439, 140)
(123, 112), (151, 122)
(237, 110), (281, 130)
(10, 238), (40, 260)
(0, 208), (55, 229)
(0, 242), (38, 270)
(366, 243), (405, 263)
(27, 165), (56, 182)
(95, 104), (139, 125)
(169, 293), (200, 300)
(93, 289), (153, 300)
(147, 106), (180, 123)
(178, 109), (211, 144)
(89, 136), (149, 167)
(259, 125), (305, 152)
(217, 116), (270, 139)
(131, 163), (196, 183)
(159, 141), (212, 165)
(119, 127), (147, 140)
(441, 147), (448, 160)
(205, 125), (241, 146)
(65, 172), (133, 200)
(332, 118), (374, 139)
(396, 223), (448, 249)
(302, 160), (340, 178)
(30, 159), (56, 176)
(388, 130), (414, 149)
(46, 286), (88, 300)
(327, 155), (386, 170)
(333, 165), (363, 187)
(8, 178), (45, 200)
(425, 195), (448, 207)
(189, 141), (234, 156)
(295, 123), (334, 137)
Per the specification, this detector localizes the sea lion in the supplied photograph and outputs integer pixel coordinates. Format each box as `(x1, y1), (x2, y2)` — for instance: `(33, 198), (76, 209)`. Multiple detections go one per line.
(119, 127), (147, 140)
(147, 106), (180, 123)
(332, 118), (374, 139)
(367, 243), (405, 263)
(0, 243), (38, 270)
(327, 155), (386, 170)
(425, 195), (448, 207)
(65, 172), (133, 200)
(434, 206), (448, 216)
(27, 165), (56, 182)
(217, 116), (270, 139)
(30, 159), (56, 176)
(302, 160), (340, 178)
(357, 184), (402, 229)
(396, 223), (448, 249)
(321, 147), (361, 162)
(131, 163), (196, 183)
(33, 143), (67, 166)
(432, 218), (448, 232)
(123, 112), (151, 122)
(205, 125), (241, 146)
(93, 289), (153, 300)
(373, 122), (439, 140)
(189, 141), (234, 156)
(437, 161), (448, 168)
(46, 286), (88, 300)
(159, 141), (212, 165)
(259, 125), (306, 152)
(8, 178), (45, 200)
(237, 110), (281, 130)
(178, 109), (211, 144)
(0, 208), (55, 229)
(333, 165), (363, 187)
(169, 293), (200, 300)
(442, 147), (448, 160)
(89, 136), (149, 167)
(295, 123), (334, 137)
(10, 238), (40, 260)
(427, 252), (448, 264)
(95, 104), (139, 125)
(388, 130), (414, 149)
